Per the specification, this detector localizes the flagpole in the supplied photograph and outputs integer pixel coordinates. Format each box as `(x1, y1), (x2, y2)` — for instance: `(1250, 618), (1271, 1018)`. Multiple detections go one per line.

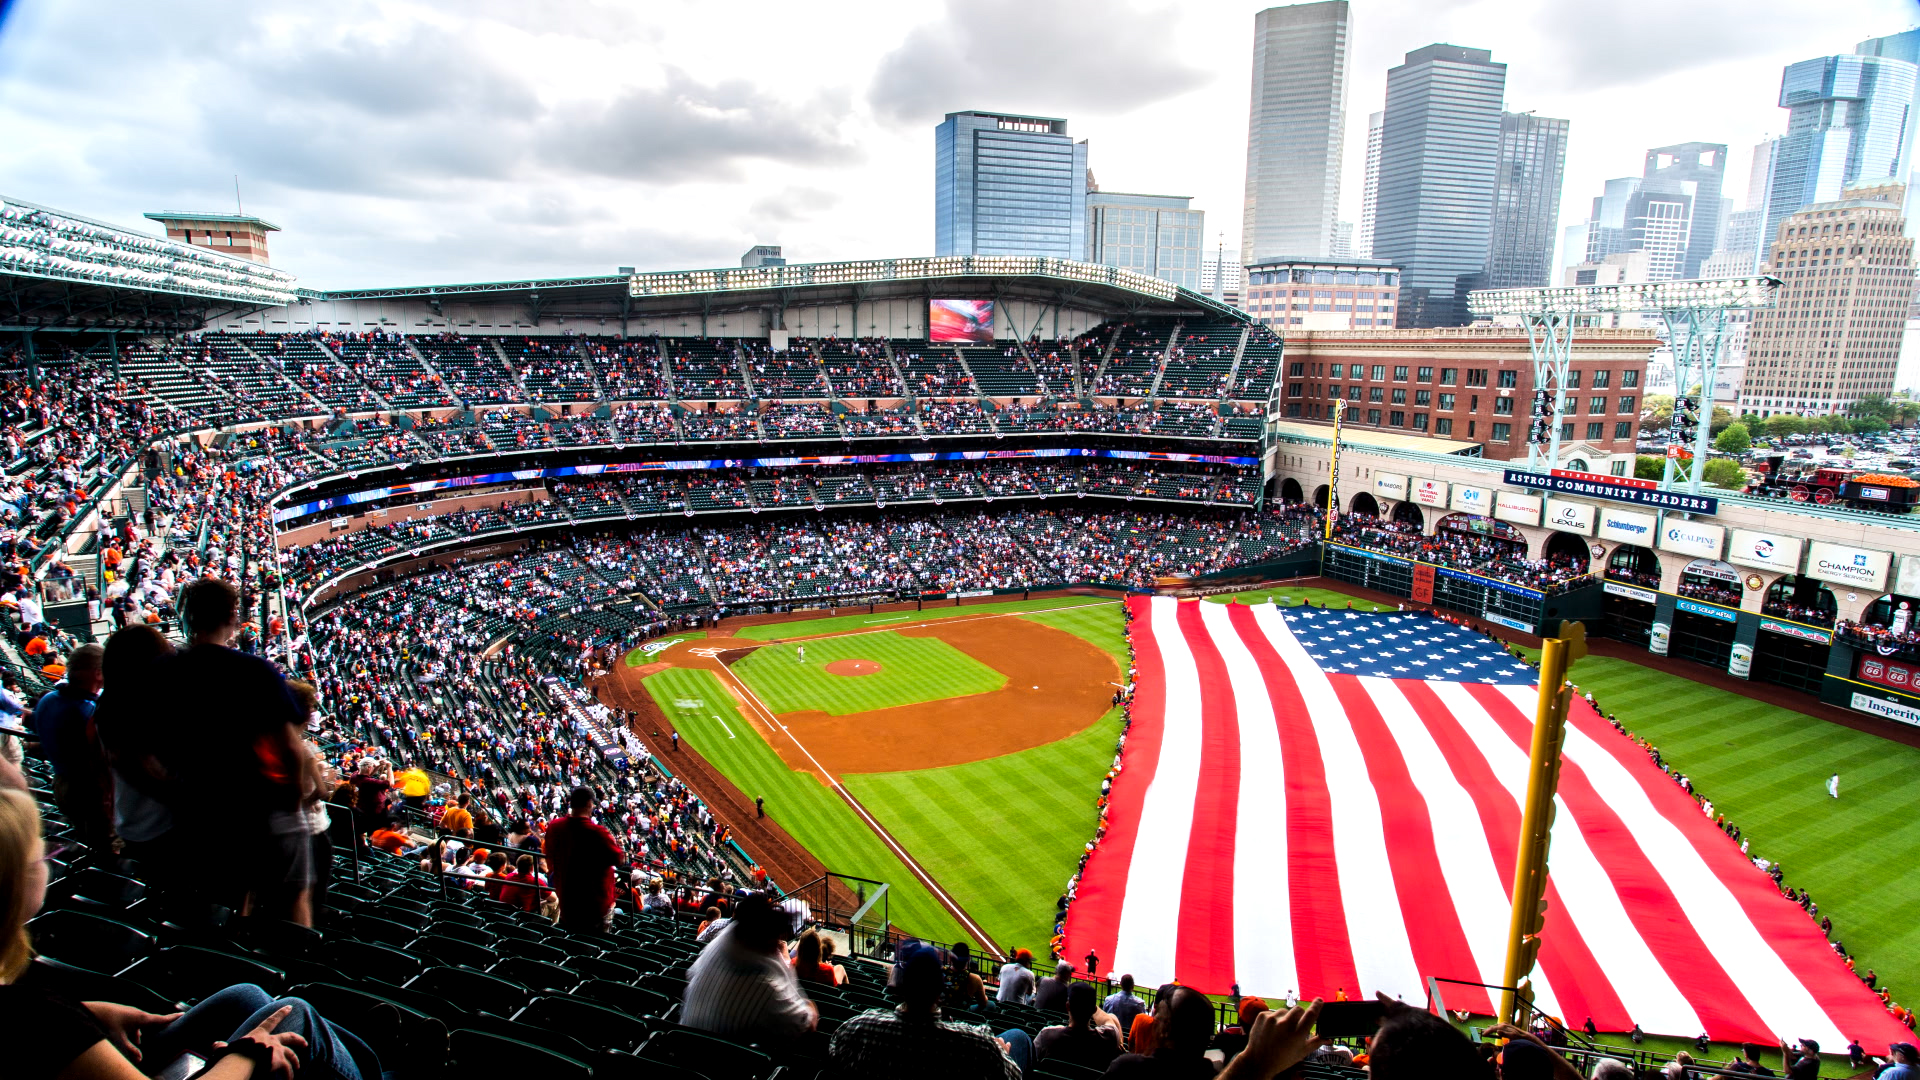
(1499, 621), (1586, 1025)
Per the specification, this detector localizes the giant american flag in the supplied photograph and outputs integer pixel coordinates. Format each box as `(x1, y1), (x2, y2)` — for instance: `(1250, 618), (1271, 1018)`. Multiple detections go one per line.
(1062, 596), (1905, 1047)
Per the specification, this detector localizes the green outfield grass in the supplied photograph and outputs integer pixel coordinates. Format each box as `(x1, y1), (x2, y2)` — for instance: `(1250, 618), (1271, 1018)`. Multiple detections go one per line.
(844, 703), (1123, 956)
(640, 666), (971, 945)
(1531, 651), (1920, 1008)
(731, 596), (1118, 641)
(1022, 604), (1130, 662)
(623, 629), (705, 665)
(731, 631), (1006, 715)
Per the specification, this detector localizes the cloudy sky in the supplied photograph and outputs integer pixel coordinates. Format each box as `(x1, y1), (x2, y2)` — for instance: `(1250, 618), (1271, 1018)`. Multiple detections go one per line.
(1, 0), (1914, 290)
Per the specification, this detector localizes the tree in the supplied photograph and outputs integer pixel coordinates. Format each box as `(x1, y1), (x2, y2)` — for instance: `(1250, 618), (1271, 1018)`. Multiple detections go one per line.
(1856, 416), (1892, 434)
(1709, 405), (1736, 436)
(1641, 395), (1675, 431)
(1850, 393), (1896, 421)
(1634, 455), (1667, 481)
(1714, 423), (1751, 455)
(1702, 457), (1748, 489)
(1765, 414), (1808, 438)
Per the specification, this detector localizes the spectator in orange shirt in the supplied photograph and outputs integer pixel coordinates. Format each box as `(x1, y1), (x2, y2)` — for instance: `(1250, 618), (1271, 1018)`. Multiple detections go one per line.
(439, 792), (474, 837)
(369, 825), (411, 855)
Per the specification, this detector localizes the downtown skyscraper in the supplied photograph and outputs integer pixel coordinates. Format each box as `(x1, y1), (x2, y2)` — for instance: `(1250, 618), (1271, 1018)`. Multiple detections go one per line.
(1765, 52), (1917, 242)
(934, 111), (1087, 258)
(1483, 112), (1569, 289)
(1241, 1), (1350, 263)
(1372, 43), (1507, 328)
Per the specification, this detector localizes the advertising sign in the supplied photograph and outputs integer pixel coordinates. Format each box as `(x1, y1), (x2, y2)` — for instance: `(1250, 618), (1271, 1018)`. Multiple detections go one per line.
(1896, 554), (1920, 599)
(1503, 468), (1718, 513)
(1412, 478), (1450, 507)
(1658, 519), (1725, 559)
(1604, 581), (1658, 604)
(1856, 655), (1919, 691)
(1483, 612), (1533, 633)
(1650, 621), (1671, 654)
(1806, 541), (1892, 591)
(1450, 485), (1493, 515)
(1759, 618), (1831, 644)
(1676, 597), (1738, 622)
(1729, 643), (1753, 679)
(1375, 473), (1409, 501)
(1494, 490), (1542, 526)
(1544, 497), (1596, 535)
(1596, 507), (1657, 546)
(1682, 558), (1740, 582)
(1850, 692), (1920, 727)
(1726, 529), (1804, 574)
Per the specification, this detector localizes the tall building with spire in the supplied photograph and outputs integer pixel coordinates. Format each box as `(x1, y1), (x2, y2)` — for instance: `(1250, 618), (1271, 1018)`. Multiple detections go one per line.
(1356, 110), (1383, 259)
(1241, 2), (1350, 263)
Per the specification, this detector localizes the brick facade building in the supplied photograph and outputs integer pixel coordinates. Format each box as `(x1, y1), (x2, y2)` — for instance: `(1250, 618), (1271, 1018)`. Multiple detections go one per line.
(1276, 325), (1663, 470)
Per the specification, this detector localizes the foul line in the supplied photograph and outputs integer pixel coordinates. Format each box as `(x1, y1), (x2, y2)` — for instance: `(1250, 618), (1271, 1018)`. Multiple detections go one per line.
(711, 714), (736, 739)
(705, 658), (1006, 957)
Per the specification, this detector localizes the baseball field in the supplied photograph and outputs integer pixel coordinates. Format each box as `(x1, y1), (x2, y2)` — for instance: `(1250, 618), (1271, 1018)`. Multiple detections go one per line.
(602, 584), (1920, 1040)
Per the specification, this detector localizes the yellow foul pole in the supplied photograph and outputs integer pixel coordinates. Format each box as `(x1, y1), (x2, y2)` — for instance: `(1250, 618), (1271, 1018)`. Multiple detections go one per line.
(1325, 399), (1343, 539)
(1499, 621), (1586, 1024)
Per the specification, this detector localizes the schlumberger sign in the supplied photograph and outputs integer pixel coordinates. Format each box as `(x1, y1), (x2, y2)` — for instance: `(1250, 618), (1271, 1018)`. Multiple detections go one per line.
(1502, 469), (1718, 514)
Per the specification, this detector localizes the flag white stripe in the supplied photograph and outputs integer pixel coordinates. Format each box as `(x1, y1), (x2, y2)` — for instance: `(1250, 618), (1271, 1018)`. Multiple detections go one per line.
(1110, 596), (1203, 985)
(1255, 604), (1424, 997)
(1199, 601), (1296, 997)
(1357, 677), (1558, 1018)
(1431, 682), (1705, 1035)
(1506, 688), (1848, 1049)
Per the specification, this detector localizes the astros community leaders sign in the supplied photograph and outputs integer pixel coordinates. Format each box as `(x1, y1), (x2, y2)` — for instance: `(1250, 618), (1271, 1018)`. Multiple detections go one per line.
(1502, 469), (1719, 513)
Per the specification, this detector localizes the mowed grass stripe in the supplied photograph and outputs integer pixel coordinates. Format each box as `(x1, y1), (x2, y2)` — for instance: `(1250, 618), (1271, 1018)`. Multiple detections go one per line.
(731, 632), (1005, 715)
(731, 597), (1116, 641)
(1022, 605), (1129, 663)
(1205, 585), (1398, 610)
(1552, 654), (1920, 998)
(845, 704), (1124, 956)
(640, 667), (970, 945)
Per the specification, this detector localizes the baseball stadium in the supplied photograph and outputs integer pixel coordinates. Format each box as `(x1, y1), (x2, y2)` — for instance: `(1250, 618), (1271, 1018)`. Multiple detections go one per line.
(1, 34), (1919, 1080)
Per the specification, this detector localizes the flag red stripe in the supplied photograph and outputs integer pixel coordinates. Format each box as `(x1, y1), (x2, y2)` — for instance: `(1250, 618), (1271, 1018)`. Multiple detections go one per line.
(1173, 601), (1240, 990)
(1397, 681), (1630, 1029)
(1469, 685), (1774, 1041)
(1064, 595), (1164, 973)
(1328, 674), (1493, 1015)
(1229, 602), (1360, 999)
(1561, 701), (1913, 1046)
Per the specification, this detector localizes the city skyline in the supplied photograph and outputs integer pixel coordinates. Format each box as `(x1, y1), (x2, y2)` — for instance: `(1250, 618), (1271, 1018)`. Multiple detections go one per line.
(0, 0), (1912, 289)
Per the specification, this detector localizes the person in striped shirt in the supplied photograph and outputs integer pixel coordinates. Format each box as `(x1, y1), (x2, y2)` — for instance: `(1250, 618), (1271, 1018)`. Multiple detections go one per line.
(681, 892), (817, 1044)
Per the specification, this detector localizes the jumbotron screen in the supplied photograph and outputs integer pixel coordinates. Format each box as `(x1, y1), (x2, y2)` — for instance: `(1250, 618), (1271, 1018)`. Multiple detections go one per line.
(929, 298), (994, 344)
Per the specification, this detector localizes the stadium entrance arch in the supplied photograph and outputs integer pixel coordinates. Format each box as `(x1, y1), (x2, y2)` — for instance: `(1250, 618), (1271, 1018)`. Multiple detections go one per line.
(1601, 546), (1660, 646)
(1350, 492), (1380, 517)
(1541, 529), (1591, 574)
(1311, 484), (1329, 509)
(1753, 576), (1838, 694)
(1390, 501), (1424, 529)
(1668, 558), (1742, 670)
(1280, 477), (1304, 504)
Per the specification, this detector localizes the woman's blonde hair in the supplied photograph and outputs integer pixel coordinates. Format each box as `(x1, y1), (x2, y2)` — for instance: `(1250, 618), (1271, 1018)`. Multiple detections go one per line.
(0, 789), (44, 983)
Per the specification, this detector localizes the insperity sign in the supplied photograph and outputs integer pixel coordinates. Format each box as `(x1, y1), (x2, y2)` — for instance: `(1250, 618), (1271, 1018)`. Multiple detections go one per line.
(1502, 469), (1718, 514)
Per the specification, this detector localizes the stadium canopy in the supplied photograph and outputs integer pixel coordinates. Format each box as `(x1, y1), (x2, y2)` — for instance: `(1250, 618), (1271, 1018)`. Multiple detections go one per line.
(0, 195), (298, 332)
(313, 255), (1249, 327)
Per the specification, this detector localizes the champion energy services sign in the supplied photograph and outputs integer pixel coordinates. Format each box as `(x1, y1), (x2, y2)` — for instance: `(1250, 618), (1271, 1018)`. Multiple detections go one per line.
(1806, 541), (1892, 592)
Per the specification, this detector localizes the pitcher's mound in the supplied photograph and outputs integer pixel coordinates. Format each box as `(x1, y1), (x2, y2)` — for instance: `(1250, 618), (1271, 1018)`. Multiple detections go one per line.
(825, 659), (883, 677)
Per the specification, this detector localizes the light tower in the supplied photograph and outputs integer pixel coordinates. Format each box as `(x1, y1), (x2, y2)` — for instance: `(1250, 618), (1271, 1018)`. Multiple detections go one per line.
(1467, 277), (1780, 492)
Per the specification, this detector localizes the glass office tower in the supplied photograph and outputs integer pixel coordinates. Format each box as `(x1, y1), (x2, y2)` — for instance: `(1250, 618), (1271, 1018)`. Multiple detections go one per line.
(1372, 43), (1507, 328)
(934, 111), (1088, 259)
(1765, 54), (1918, 242)
(1241, 1), (1351, 263)
(1484, 112), (1569, 289)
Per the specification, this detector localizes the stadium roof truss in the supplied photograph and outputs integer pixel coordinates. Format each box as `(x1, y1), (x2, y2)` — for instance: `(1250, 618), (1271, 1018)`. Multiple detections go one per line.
(1468, 277), (1781, 489)
(314, 255), (1248, 327)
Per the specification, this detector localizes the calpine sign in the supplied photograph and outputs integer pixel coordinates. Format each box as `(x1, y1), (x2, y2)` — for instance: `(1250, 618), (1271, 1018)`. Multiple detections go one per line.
(1503, 469), (1718, 514)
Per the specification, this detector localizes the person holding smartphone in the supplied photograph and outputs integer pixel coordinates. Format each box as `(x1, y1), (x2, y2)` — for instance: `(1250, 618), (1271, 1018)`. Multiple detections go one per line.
(0, 789), (377, 1080)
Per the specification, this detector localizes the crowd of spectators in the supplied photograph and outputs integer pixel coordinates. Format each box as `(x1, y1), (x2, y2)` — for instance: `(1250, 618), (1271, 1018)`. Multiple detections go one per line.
(1331, 514), (1593, 593)
(1676, 573), (1743, 608)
